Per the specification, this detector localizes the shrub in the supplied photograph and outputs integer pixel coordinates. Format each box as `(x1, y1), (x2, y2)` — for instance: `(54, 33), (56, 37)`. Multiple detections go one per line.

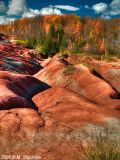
(15, 40), (29, 46)
(15, 39), (37, 49)
(74, 125), (120, 160)
(86, 138), (120, 160)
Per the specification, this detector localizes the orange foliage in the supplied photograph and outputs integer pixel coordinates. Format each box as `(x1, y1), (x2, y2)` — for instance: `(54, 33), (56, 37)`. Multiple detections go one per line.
(99, 39), (105, 53)
(0, 14), (119, 55)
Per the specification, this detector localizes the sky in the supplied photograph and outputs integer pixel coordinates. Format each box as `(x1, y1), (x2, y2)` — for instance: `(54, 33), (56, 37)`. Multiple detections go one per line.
(0, 0), (120, 24)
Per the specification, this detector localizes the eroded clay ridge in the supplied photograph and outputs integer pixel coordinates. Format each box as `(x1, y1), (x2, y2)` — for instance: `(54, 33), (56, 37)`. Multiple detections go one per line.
(33, 56), (120, 129)
(0, 36), (50, 141)
(0, 35), (50, 109)
(0, 35), (42, 75)
(0, 71), (50, 110)
(0, 71), (50, 140)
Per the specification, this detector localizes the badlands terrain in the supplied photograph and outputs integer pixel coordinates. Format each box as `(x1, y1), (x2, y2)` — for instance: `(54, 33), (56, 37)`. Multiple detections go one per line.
(0, 35), (120, 159)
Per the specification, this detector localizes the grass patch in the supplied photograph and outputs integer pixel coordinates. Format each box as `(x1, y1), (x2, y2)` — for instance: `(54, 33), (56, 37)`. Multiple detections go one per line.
(84, 135), (120, 160)
(63, 65), (75, 75)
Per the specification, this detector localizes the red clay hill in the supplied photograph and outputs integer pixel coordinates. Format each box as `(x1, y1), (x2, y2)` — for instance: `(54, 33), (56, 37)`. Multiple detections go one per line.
(0, 35), (120, 155)
(0, 35), (42, 74)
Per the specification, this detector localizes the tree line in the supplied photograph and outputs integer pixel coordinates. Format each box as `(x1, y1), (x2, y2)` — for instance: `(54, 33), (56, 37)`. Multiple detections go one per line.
(0, 14), (120, 57)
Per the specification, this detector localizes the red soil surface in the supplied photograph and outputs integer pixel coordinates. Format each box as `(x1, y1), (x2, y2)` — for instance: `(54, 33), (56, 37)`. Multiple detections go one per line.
(34, 57), (120, 107)
(0, 35), (120, 152)
(0, 36), (42, 75)
(33, 87), (113, 129)
(0, 35), (49, 141)
(89, 60), (120, 93)
(33, 57), (120, 130)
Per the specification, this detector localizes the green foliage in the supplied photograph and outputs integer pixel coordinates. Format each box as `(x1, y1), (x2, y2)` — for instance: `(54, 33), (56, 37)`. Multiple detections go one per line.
(39, 37), (56, 57)
(0, 33), (2, 37)
(106, 45), (116, 56)
(15, 39), (37, 49)
(79, 40), (87, 48)
(107, 45), (120, 57)
(15, 40), (28, 46)
(72, 41), (80, 54)
(36, 25), (67, 57)
(71, 40), (86, 54)
(27, 39), (37, 49)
